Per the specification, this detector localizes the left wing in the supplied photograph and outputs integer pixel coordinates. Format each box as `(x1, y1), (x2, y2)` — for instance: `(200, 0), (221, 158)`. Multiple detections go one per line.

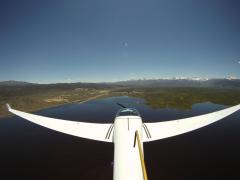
(143, 104), (240, 142)
(7, 104), (113, 142)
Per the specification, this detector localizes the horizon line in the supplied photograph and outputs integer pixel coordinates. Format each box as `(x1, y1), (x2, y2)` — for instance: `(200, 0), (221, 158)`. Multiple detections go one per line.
(1, 76), (240, 84)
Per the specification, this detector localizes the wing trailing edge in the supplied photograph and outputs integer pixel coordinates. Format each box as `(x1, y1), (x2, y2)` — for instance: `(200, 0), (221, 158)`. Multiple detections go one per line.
(7, 104), (113, 143)
(143, 104), (240, 142)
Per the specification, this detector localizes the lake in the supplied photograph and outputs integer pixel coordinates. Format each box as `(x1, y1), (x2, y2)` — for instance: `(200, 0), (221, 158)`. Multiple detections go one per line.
(0, 96), (240, 180)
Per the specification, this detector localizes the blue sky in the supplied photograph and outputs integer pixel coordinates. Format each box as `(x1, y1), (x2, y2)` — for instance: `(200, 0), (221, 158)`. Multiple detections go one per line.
(0, 0), (240, 83)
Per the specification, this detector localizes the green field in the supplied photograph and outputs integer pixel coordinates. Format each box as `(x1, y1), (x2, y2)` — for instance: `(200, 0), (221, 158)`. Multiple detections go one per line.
(111, 87), (240, 109)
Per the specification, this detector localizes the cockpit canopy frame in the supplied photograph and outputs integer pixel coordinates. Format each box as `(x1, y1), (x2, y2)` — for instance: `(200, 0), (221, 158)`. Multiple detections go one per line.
(116, 108), (140, 117)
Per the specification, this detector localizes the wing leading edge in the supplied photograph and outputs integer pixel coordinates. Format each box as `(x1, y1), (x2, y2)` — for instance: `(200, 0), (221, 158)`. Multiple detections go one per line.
(7, 104), (113, 143)
(143, 104), (240, 142)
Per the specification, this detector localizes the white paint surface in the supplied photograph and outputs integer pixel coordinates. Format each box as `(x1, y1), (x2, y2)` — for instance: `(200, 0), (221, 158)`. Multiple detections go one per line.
(144, 104), (240, 142)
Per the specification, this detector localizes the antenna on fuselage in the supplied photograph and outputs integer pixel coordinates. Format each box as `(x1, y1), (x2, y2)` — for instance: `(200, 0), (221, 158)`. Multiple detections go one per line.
(116, 103), (127, 108)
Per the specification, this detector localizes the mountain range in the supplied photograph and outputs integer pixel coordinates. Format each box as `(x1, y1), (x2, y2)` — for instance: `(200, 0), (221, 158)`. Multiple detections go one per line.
(113, 78), (240, 88)
(0, 78), (240, 88)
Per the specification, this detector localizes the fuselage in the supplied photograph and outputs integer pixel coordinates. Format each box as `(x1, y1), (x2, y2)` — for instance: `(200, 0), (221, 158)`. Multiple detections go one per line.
(113, 108), (144, 180)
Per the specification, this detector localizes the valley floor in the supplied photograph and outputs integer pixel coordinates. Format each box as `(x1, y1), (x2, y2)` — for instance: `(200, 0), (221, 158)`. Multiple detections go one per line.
(1, 86), (240, 118)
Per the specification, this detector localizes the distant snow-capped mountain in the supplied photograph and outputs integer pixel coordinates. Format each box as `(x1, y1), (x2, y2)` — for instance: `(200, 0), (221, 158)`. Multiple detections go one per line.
(0, 78), (240, 88)
(114, 78), (240, 87)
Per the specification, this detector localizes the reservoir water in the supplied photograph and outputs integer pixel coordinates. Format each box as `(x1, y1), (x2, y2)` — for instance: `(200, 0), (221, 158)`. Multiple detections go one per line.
(0, 96), (240, 180)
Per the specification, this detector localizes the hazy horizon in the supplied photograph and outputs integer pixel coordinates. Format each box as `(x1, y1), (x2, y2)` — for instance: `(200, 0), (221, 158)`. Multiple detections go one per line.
(1, 76), (240, 84)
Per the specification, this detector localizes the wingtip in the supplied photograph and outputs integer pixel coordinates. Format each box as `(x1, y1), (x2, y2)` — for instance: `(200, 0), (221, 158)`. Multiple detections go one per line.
(6, 103), (11, 111)
(237, 104), (240, 110)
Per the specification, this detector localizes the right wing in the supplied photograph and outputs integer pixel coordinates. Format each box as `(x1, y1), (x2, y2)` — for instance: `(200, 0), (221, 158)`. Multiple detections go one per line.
(7, 104), (113, 143)
(143, 104), (240, 142)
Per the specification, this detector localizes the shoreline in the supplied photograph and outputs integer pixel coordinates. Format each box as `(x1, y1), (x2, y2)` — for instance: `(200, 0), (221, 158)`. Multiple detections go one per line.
(1, 87), (240, 119)
(0, 92), (111, 119)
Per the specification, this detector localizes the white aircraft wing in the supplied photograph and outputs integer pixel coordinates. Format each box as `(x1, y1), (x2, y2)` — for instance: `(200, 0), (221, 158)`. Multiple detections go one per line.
(7, 104), (113, 143)
(143, 104), (240, 142)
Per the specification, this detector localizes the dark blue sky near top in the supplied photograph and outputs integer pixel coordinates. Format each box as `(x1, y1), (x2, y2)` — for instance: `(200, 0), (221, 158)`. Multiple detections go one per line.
(0, 0), (240, 83)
